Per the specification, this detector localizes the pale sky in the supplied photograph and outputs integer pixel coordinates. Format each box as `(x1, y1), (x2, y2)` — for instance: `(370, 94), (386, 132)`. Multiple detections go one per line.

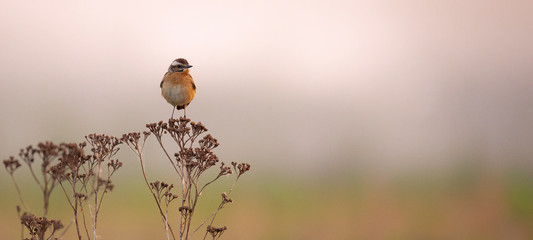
(1, 0), (533, 174)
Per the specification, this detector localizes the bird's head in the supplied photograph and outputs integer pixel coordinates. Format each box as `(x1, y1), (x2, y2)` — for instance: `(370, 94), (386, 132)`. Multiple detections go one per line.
(168, 58), (193, 73)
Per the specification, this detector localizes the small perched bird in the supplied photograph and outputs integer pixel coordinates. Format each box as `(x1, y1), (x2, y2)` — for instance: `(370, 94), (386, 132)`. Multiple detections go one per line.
(160, 58), (196, 119)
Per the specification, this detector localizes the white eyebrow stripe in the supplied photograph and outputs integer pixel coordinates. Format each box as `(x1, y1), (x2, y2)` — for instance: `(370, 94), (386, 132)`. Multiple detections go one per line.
(171, 61), (179, 66)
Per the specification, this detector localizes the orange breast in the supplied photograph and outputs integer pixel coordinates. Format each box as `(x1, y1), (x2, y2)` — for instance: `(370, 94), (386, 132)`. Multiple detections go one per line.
(161, 72), (195, 107)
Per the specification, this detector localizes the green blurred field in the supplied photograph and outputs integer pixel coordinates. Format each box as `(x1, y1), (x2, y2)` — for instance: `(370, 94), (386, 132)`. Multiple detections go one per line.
(1, 166), (533, 240)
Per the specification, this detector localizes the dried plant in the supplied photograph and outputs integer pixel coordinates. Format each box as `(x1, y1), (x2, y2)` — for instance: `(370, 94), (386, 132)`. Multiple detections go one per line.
(20, 212), (64, 240)
(3, 116), (249, 240)
(3, 142), (65, 240)
(122, 117), (251, 240)
(50, 134), (122, 240)
(3, 134), (123, 240)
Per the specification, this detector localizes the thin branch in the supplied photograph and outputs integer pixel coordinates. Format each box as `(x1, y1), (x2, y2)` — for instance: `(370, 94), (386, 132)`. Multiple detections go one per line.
(58, 181), (75, 210)
(79, 199), (91, 240)
(8, 174), (31, 212)
(26, 163), (44, 191)
(154, 135), (182, 178)
(132, 143), (177, 240)
(197, 177), (240, 238)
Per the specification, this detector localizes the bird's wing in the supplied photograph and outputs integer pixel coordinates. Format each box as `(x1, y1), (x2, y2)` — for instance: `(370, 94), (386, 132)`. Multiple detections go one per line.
(189, 74), (196, 90)
(160, 72), (168, 88)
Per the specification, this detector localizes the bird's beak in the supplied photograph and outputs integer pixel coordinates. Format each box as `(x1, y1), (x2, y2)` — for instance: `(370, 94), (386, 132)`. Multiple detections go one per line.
(184, 65), (193, 68)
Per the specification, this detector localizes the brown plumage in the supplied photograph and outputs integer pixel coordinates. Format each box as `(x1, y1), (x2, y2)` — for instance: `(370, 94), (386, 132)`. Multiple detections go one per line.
(160, 58), (196, 118)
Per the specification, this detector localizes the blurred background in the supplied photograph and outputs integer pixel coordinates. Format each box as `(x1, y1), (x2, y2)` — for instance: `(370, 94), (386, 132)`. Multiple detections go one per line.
(1, 0), (533, 239)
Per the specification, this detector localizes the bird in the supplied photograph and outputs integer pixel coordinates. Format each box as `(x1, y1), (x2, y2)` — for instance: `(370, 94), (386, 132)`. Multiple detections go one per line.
(160, 58), (196, 119)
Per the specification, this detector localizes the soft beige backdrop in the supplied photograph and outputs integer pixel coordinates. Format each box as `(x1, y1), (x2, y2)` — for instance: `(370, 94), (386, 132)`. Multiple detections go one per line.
(1, 0), (533, 239)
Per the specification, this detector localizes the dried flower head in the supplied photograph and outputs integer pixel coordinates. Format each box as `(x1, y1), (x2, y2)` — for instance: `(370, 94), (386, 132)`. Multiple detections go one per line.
(207, 225), (227, 239)
(219, 162), (232, 176)
(179, 206), (192, 214)
(121, 132), (141, 145)
(199, 134), (219, 150)
(232, 162), (251, 177)
(3, 156), (21, 175)
(222, 192), (232, 203)
(191, 121), (208, 135)
(108, 159), (123, 172)
(20, 212), (63, 239)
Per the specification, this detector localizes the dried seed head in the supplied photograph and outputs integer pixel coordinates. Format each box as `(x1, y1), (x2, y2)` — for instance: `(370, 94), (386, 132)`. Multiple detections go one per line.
(20, 212), (63, 238)
(3, 156), (21, 174)
(207, 225), (227, 238)
(179, 206), (191, 213)
(150, 181), (161, 190)
(219, 162), (232, 176)
(222, 192), (232, 203)
(75, 193), (87, 200)
(237, 163), (251, 177)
